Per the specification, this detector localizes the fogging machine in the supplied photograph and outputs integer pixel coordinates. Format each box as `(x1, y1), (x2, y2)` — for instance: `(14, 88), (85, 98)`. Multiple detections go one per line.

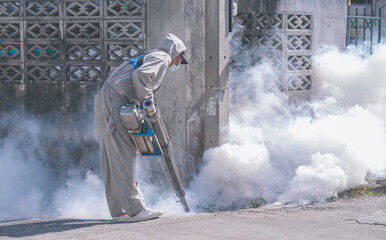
(120, 99), (189, 212)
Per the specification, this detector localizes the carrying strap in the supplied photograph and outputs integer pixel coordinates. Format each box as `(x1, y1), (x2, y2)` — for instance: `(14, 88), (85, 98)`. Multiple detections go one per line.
(129, 52), (150, 69)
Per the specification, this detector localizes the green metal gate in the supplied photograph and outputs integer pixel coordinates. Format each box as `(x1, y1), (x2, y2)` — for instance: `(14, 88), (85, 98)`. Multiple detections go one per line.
(346, 4), (383, 47)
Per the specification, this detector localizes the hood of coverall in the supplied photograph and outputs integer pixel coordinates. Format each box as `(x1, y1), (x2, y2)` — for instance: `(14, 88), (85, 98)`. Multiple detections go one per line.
(159, 33), (187, 60)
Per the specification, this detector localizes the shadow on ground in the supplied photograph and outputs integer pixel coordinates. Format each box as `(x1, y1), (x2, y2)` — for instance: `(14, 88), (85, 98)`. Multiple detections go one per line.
(0, 219), (112, 238)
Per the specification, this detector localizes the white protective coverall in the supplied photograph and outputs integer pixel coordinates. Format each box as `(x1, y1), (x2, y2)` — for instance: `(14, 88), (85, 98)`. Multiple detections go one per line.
(94, 33), (186, 218)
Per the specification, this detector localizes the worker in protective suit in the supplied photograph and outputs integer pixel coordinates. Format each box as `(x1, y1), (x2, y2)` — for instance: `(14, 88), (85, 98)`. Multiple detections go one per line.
(94, 33), (188, 222)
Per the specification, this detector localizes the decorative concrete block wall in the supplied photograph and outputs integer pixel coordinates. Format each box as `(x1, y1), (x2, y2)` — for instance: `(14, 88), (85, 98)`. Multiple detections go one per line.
(231, 12), (313, 91)
(0, 0), (207, 184)
(231, 0), (347, 97)
(0, 0), (146, 83)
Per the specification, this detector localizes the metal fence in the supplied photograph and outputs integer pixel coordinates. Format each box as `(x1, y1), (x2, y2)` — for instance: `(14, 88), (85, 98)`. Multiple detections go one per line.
(346, 5), (382, 47)
(0, 0), (146, 83)
(230, 12), (313, 91)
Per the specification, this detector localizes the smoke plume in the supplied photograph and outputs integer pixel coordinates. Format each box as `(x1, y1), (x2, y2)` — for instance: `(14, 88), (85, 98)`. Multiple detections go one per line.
(0, 112), (110, 221)
(1, 44), (386, 221)
(187, 44), (386, 211)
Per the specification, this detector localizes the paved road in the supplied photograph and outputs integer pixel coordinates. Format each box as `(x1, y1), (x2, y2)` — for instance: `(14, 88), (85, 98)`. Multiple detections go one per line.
(0, 196), (385, 240)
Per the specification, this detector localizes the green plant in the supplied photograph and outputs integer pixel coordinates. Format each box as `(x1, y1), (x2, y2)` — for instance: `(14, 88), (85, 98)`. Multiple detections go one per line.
(338, 184), (383, 198)
(250, 197), (267, 208)
(326, 196), (340, 202)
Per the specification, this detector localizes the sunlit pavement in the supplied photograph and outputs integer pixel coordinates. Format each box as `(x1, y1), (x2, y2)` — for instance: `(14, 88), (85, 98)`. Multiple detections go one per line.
(0, 195), (385, 240)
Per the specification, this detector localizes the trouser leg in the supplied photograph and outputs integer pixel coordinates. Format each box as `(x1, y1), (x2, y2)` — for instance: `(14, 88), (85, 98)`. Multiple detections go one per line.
(99, 139), (123, 217)
(94, 98), (145, 218)
(102, 126), (146, 216)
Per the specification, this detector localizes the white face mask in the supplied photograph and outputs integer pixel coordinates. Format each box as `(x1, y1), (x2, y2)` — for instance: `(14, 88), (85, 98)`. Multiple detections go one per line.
(168, 61), (181, 72)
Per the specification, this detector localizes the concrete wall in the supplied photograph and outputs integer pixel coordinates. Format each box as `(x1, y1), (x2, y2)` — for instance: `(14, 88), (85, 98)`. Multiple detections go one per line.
(278, 0), (347, 51)
(1, 0), (352, 185)
(236, 0), (347, 47)
(146, 0), (206, 183)
(234, 0), (347, 97)
(0, 0), (208, 186)
(237, 0), (280, 14)
(279, 0), (347, 96)
(0, 82), (100, 184)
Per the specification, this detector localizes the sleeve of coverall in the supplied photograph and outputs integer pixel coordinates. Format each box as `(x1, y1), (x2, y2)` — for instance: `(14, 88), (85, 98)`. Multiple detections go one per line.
(132, 54), (169, 103)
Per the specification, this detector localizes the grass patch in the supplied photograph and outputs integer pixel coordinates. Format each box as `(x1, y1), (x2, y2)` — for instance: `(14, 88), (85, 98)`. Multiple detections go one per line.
(250, 197), (267, 208)
(326, 196), (340, 202)
(338, 184), (384, 198)
(196, 197), (268, 212)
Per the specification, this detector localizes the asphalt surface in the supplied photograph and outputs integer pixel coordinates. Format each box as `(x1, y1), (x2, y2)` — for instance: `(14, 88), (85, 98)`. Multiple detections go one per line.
(0, 195), (385, 240)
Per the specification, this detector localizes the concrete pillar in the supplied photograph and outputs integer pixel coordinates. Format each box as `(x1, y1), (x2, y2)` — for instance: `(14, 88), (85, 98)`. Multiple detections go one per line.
(204, 0), (230, 150)
(146, 0), (206, 182)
